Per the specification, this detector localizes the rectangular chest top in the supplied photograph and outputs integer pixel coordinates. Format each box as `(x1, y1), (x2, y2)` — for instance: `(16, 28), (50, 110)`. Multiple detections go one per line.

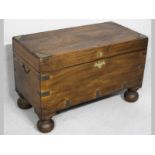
(13, 22), (148, 72)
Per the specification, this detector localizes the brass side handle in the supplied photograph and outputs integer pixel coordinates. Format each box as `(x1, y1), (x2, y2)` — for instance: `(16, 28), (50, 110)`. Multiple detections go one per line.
(94, 60), (106, 69)
(22, 64), (30, 74)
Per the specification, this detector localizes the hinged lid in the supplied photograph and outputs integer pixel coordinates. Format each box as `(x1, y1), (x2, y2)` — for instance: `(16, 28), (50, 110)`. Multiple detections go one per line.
(13, 22), (148, 73)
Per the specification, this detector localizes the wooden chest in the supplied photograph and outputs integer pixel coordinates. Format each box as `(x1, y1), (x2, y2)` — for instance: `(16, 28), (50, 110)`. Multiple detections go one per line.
(13, 22), (148, 133)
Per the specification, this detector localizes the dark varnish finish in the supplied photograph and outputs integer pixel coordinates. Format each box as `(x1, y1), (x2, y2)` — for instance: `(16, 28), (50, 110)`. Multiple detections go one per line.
(13, 22), (148, 133)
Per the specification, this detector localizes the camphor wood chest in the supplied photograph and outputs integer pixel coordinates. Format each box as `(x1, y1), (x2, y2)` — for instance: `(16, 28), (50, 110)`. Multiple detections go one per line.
(13, 22), (148, 133)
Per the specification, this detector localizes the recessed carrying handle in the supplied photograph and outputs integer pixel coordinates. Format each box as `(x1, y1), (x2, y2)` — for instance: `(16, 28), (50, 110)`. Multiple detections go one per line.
(22, 64), (30, 74)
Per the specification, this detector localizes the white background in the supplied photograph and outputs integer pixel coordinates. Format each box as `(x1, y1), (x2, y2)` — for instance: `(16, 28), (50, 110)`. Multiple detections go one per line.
(3, 19), (151, 135)
(0, 20), (4, 135)
(152, 20), (155, 134)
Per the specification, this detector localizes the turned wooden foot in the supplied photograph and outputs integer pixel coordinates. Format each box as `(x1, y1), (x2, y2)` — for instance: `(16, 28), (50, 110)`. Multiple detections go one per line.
(17, 97), (32, 109)
(37, 119), (54, 133)
(124, 88), (139, 102)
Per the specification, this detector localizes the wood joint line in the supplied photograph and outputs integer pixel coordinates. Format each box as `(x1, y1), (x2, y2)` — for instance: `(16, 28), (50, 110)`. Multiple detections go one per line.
(39, 74), (52, 81)
(38, 91), (51, 97)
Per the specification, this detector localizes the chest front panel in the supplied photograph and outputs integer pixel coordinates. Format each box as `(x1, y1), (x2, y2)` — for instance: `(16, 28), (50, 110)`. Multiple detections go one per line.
(40, 50), (146, 114)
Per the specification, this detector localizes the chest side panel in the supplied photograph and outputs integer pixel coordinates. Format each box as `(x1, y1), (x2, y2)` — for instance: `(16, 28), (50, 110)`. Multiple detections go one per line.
(14, 54), (41, 115)
(40, 50), (146, 116)
(13, 39), (40, 72)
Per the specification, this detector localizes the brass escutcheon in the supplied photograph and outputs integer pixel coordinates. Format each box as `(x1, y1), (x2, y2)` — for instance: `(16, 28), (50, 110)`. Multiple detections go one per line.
(94, 60), (106, 69)
(96, 51), (103, 58)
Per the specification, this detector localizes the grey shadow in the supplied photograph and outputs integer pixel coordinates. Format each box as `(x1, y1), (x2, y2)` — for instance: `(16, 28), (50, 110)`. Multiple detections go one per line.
(5, 44), (38, 128)
(5, 44), (17, 103)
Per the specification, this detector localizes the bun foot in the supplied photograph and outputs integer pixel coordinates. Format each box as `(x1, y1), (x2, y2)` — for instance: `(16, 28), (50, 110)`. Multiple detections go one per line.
(17, 97), (32, 109)
(37, 119), (54, 133)
(124, 89), (139, 102)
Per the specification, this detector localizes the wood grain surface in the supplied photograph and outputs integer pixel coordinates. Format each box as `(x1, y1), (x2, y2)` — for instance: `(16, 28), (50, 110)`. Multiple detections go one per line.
(13, 22), (148, 72)
(13, 21), (148, 122)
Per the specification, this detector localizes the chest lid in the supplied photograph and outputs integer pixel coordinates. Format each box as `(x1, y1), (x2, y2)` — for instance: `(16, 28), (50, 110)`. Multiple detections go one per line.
(13, 22), (148, 73)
